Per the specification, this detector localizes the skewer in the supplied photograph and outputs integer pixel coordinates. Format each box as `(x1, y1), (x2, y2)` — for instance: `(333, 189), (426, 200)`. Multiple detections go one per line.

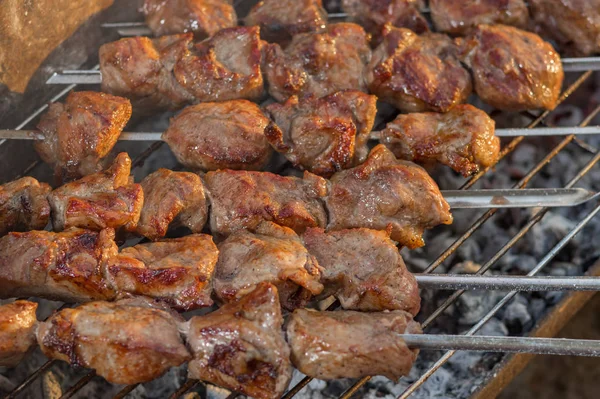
(414, 274), (600, 291)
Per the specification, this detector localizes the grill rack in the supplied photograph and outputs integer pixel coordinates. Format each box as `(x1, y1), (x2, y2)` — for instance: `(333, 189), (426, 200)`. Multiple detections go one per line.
(2, 1), (600, 398)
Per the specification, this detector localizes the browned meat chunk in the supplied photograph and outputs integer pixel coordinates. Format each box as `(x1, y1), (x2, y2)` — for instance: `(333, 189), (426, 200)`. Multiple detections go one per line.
(303, 227), (420, 314)
(37, 298), (190, 385)
(142, 0), (237, 38)
(264, 90), (377, 177)
(430, 0), (528, 35)
(107, 234), (218, 311)
(325, 145), (453, 249)
(205, 169), (328, 236)
(0, 177), (51, 237)
(137, 169), (208, 240)
(35, 91), (132, 181)
(0, 301), (38, 367)
(162, 100), (273, 171)
(379, 104), (500, 176)
(0, 228), (118, 302)
(186, 283), (292, 399)
(264, 23), (371, 102)
(457, 25), (564, 111)
(530, 0), (600, 56)
(48, 153), (143, 232)
(366, 26), (472, 113)
(214, 222), (323, 310)
(287, 309), (421, 380)
(341, 0), (428, 39)
(246, 0), (327, 44)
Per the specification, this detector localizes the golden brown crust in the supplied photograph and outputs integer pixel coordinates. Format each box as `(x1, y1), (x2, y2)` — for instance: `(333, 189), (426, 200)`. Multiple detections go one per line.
(0, 177), (51, 237)
(0, 300), (38, 367)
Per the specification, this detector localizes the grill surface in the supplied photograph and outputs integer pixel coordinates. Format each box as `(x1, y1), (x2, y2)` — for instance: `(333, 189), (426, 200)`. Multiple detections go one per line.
(1, 1), (600, 398)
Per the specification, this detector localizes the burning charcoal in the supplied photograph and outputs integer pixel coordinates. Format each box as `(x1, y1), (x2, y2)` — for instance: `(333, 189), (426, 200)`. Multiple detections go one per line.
(456, 291), (505, 325)
(503, 296), (532, 334)
(476, 317), (508, 337)
(529, 297), (547, 322)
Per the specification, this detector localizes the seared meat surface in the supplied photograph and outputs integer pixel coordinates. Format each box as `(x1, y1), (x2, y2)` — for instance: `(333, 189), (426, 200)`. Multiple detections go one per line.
(457, 24), (564, 111)
(380, 104), (500, 176)
(142, 0), (237, 38)
(137, 169), (208, 240)
(246, 0), (327, 44)
(35, 91), (132, 182)
(48, 153), (143, 232)
(287, 309), (421, 380)
(205, 169), (328, 236)
(0, 228), (118, 302)
(303, 227), (420, 314)
(186, 283), (292, 399)
(0, 177), (51, 237)
(0, 301), (38, 367)
(530, 0), (600, 56)
(366, 26), (471, 113)
(163, 100), (273, 171)
(263, 23), (371, 102)
(264, 90), (377, 177)
(214, 222), (323, 310)
(37, 298), (190, 385)
(325, 145), (453, 249)
(430, 0), (528, 35)
(107, 234), (218, 311)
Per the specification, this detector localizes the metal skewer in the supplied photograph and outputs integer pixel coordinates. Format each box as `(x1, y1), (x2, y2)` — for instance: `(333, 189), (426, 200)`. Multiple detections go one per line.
(415, 274), (600, 291)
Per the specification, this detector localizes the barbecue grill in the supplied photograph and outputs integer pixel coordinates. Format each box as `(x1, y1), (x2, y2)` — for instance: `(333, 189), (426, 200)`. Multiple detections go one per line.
(2, 0), (600, 398)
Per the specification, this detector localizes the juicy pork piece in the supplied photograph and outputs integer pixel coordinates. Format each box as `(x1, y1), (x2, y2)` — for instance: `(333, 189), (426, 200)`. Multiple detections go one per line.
(214, 222), (323, 310)
(325, 145), (453, 249)
(287, 309), (421, 380)
(107, 234), (218, 311)
(205, 169), (328, 236)
(379, 104), (500, 176)
(37, 298), (190, 385)
(186, 283), (292, 399)
(264, 90), (377, 177)
(303, 227), (420, 314)
(0, 228), (118, 302)
(366, 26), (472, 113)
(48, 153), (143, 232)
(263, 23), (371, 102)
(245, 0), (327, 44)
(162, 100), (273, 171)
(457, 24), (564, 111)
(430, 0), (528, 35)
(142, 0), (237, 39)
(137, 169), (208, 240)
(529, 0), (600, 56)
(0, 301), (38, 367)
(0, 177), (51, 237)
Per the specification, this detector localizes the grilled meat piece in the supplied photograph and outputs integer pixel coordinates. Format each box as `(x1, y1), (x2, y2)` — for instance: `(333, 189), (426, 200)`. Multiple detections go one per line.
(107, 234), (218, 311)
(367, 26), (471, 113)
(205, 169), (328, 236)
(48, 153), (143, 232)
(186, 283), (292, 399)
(264, 90), (377, 177)
(0, 301), (38, 367)
(0, 177), (51, 237)
(530, 0), (600, 56)
(457, 25), (564, 111)
(341, 0), (428, 39)
(142, 0), (237, 39)
(137, 169), (208, 240)
(325, 145), (453, 249)
(379, 104), (500, 176)
(35, 91), (132, 182)
(287, 309), (421, 380)
(163, 100), (273, 171)
(303, 227), (420, 314)
(0, 228), (118, 302)
(37, 298), (190, 385)
(263, 23), (371, 102)
(430, 0), (528, 36)
(214, 222), (323, 310)
(246, 0), (327, 44)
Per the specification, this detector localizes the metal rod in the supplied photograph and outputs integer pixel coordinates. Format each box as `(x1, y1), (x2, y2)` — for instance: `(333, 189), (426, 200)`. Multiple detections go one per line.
(443, 188), (598, 209)
(415, 274), (600, 291)
(59, 370), (96, 399)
